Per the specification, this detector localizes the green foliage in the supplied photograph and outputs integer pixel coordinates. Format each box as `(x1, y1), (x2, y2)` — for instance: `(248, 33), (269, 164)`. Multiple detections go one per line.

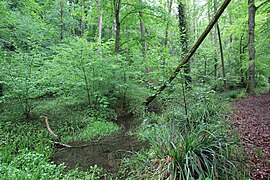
(2, 49), (53, 119)
(125, 88), (248, 179)
(1, 0), (268, 179)
(64, 120), (119, 142)
(0, 96), (118, 179)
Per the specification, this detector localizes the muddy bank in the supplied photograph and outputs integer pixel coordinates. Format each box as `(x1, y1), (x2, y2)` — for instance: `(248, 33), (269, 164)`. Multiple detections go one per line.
(51, 115), (148, 173)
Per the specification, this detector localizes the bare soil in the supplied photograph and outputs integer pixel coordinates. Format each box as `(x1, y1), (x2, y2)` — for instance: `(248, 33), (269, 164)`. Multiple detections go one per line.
(232, 92), (270, 180)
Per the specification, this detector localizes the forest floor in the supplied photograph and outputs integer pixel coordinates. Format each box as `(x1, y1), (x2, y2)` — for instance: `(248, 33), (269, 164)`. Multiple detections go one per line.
(232, 92), (270, 180)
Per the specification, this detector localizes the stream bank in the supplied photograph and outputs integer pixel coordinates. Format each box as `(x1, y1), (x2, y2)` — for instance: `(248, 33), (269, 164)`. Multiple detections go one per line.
(51, 115), (149, 173)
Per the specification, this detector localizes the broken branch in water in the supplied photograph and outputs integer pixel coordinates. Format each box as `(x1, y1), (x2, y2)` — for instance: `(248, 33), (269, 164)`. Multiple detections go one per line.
(41, 115), (72, 148)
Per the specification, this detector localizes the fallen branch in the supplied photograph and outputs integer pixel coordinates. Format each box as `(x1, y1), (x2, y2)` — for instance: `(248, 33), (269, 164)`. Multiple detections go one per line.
(54, 141), (72, 148)
(41, 115), (62, 142)
(41, 116), (72, 148)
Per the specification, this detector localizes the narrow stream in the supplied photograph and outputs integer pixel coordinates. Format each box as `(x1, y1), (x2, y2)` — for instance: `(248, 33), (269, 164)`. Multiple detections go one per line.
(51, 115), (148, 173)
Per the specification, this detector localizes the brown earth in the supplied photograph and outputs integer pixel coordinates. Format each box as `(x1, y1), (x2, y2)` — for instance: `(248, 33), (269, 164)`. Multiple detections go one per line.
(232, 92), (270, 180)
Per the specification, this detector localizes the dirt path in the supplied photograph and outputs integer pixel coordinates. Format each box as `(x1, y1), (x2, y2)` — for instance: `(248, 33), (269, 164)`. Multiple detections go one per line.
(232, 92), (270, 180)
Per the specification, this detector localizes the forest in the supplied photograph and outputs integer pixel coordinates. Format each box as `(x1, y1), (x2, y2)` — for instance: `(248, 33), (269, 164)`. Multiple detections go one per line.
(0, 0), (270, 179)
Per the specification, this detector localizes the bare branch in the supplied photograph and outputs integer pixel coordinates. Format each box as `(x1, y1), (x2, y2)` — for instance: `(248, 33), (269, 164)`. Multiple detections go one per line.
(41, 116), (61, 142)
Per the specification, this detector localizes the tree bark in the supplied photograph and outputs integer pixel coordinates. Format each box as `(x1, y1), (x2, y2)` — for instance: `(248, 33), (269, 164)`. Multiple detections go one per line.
(114, 0), (121, 54)
(0, 82), (3, 97)
(178, 1), (191, 85)
(80, 0), (85, 37)
(139, 0), (149, 74)
(97, 0), (103, 42)
(144, 0), (231, 106)
(247, 0), (256, 94)
(60, 0), (64, 40)
(164, 0), (173, 48)
(216, 23), (227, 90)
(239, 33), (247, 87)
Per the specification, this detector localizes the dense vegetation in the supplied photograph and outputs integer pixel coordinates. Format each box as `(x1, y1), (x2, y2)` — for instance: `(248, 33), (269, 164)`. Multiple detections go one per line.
(0, 0), (269, 179)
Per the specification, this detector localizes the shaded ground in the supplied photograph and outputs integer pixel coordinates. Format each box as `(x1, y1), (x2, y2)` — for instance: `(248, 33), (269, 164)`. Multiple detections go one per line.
(51, 115), (148, 173)
(232, 92), (270, 180)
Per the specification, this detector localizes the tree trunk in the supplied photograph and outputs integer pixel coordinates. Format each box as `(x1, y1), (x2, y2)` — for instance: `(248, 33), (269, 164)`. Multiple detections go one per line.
(164, 0), (173, 48)
(60, 0), (64, 40)
(144, 0), (231, 106)
(114, 0), (121, 54)
(164, 0), (173, 65)
(216, 23), (227, 90)
(0, 82), (3, 97)
(239, 33), (247, 87)
(139, 0), (149, 74)
(247, 0), (256, 94)
(213, 0), (218, 85)
(80, 0), (85, 37)
(97, 0), (103, 42)
(178, 1), (191, 85)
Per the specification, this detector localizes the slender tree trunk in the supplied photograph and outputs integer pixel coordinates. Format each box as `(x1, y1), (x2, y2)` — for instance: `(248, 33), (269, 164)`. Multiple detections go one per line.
(239, 34), (244, 86)
(247, 0), (256, 94)
(192, 0), (198, 65)
(139, 0), (149, 74)
(207, 0), (213, 42)
(216, 23), (227, 90)
(239, 33), (246, 87)
(60, 0), (64, 40)
(178, 1), (191, 85)
(164, 0), (173, 48)
(97, 0), (103, 42)
(144, 0), (231, 106)
(80, 0), (85, 37)
(0, 82), (3, 97)
(213, 0), (218, 82)
(114, 0), (121, 54)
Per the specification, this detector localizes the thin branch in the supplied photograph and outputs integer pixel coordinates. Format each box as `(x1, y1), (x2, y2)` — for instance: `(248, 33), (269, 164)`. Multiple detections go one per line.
(41, 116), (61, 142)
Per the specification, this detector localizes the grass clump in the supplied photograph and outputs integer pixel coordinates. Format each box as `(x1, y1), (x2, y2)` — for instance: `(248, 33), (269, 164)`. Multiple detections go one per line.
(119, 87), (248, 179)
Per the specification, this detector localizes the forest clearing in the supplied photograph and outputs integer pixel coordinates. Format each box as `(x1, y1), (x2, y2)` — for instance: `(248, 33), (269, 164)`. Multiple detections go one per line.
(0, 0), (270, 179)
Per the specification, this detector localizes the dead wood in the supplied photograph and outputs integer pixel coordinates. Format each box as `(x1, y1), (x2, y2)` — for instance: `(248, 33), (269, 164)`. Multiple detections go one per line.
(41, 116), (72, 148)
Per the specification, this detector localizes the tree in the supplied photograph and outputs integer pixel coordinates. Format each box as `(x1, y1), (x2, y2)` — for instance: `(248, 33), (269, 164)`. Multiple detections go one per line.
(178, 0), (191, 85)
(247, 0), (270, 94)
(114, 0), (121, 54)
(97, 0), (103, 42)
(144, 0), (231, 106)
(60, 0), (65, 40)
(216, 22), (227, 90)
(0, 81), (3, 97)
(139, 0), (149, 74)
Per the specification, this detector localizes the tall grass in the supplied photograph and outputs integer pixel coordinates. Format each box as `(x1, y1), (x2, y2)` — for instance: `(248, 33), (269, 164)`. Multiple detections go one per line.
(121, 88), (248, 179)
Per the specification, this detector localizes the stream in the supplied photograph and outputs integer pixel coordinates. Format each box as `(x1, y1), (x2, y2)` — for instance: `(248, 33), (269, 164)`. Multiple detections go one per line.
(50, 115), (149, 173)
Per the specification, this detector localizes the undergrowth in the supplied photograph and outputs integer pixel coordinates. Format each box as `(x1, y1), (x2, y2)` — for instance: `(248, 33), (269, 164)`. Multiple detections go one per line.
(118, 87), (249, 179)
(0, 96), (120, 179)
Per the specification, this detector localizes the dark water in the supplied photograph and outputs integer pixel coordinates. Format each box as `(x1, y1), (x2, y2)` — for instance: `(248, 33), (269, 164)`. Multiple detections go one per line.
(51, 115), (148, 173)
